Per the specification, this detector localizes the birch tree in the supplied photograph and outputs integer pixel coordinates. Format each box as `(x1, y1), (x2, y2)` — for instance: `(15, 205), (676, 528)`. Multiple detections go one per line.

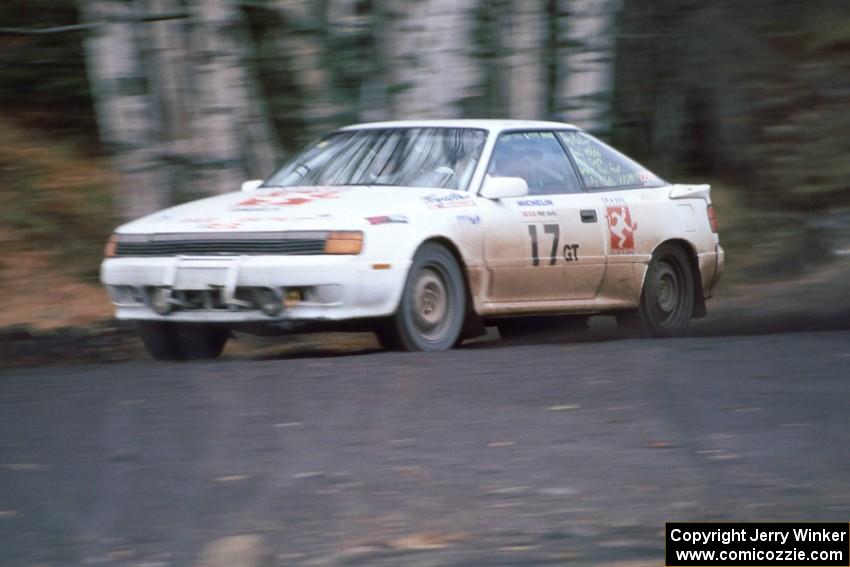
(384, 0), (482, 118)
(557, 0), (622, 133)
(187, 0), (281, 193)
(79, 0), (283, 219)
(77, 0), (171, 220)
(271, 0), (343, 138)
(504, 0), (547, 119)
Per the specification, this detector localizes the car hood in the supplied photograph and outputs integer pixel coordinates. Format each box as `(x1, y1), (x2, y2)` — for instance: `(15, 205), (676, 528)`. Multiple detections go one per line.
(116, 185), (477, 234)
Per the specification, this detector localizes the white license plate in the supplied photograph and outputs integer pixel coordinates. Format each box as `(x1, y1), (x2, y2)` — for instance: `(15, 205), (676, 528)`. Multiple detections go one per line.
(175, 267), (229, 290)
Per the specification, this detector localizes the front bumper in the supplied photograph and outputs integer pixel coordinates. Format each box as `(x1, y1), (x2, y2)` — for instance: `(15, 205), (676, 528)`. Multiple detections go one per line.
(101, 255), (409, 324)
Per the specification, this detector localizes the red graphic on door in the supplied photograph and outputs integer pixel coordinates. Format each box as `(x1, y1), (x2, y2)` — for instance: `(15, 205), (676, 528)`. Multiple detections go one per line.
(605, 203), (638, 253)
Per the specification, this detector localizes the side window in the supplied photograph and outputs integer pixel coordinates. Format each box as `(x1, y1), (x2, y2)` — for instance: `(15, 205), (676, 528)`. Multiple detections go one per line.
(558, 131), (665, 190)
(487, 131), (583, 195)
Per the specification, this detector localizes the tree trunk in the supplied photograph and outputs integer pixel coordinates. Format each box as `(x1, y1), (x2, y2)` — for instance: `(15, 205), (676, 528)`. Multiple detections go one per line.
(188, 0), (281, 194)
(80, 0), (282, 218)
(384, 0), (482, 118)
(558, 0), (622, 134)
(77, 0), (171, 220)
(505, 0), (547, 119)
(273, 0), (342, 138)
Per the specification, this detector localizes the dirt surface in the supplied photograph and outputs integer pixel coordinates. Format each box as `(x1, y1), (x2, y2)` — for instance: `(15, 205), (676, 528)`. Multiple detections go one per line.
(1, 330), (849, 566)
(0, 248), (112, 331)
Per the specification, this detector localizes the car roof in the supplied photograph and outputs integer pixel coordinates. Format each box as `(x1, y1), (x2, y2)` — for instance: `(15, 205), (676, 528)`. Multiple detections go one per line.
(340, 119), (580, 134)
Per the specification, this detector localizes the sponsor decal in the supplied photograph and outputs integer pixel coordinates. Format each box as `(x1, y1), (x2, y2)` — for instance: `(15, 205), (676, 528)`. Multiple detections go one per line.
(516, 198), (557, 221)
(603, 197), (638, 254)
(199, 221), (243, 230)
(366, 215), (408, 225)
(637, 171), (659, 186)
(179, 216), (293, 229)
(516, 198), (554, 207)
(179, 218), (244, 229)
(521, 209), (557, 219)
(233, 188), (340, 210)
(456, 214), (481, 225)
(423, 193), (476, 209)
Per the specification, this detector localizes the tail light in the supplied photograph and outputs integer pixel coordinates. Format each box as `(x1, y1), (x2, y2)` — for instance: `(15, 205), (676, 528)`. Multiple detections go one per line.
(707, 205), (719, 233)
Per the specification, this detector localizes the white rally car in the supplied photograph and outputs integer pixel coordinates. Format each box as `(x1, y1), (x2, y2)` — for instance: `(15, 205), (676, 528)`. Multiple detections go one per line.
(102, 120), (724, 360)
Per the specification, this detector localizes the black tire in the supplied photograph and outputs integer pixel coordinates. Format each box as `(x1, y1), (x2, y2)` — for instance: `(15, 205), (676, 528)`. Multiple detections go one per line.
(174, 324), (229, 360)
(383, 243), (466, 351)
(138, 322), (229, 361)
(617, 243), (695, 338)
(373, 320), (402, 350)
(138, 322), (182, 361)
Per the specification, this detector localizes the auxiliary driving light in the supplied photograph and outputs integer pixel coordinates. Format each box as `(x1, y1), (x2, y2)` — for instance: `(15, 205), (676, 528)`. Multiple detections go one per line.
(150, 288), (173, 315)
(284, 289), (304, 308)
(257, 289), (283, 316)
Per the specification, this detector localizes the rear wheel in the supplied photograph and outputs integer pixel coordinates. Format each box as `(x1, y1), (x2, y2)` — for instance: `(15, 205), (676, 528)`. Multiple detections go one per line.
(380, 243), (466, 351)
(138, 322), (229, 361)
(617, 243), (694, 338)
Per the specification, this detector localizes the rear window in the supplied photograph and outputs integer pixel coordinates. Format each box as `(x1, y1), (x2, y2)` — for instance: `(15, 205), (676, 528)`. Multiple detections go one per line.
(558, 131), (665, 190)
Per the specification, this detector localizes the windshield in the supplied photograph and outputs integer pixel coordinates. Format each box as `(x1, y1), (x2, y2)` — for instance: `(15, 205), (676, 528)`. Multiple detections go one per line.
(264, 127), (487, 191)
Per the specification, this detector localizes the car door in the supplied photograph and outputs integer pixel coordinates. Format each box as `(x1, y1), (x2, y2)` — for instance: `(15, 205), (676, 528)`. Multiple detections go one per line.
(480, 131), (607, 302)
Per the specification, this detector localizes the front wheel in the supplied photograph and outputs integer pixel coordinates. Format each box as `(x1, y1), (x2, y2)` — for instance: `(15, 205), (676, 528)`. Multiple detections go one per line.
(381, 243), (466, 351)
(617, 243), (695, 338)
(138, 322), (229, 361)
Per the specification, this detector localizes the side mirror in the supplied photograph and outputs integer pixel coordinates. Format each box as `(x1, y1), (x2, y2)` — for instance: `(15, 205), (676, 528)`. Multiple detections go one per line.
(480, 176), (529, 200)
(241, 179), (263, 192)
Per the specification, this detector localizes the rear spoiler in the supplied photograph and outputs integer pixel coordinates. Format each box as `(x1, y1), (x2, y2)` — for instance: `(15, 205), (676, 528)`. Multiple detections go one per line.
(669, 184), (711, 202)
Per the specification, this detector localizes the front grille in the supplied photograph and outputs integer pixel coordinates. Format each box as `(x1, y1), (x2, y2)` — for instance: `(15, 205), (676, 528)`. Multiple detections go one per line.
(115, 232), (327, 257)
(165, 288), (260, 311)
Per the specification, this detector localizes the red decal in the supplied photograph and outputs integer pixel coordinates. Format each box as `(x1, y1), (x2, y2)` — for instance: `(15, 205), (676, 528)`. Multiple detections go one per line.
(235, 188), (340, 209)
(238, 198), (265, 206)
(202, 221), (242, 230)
(277, 196), (312, 206)
(605, 201), (638, 253)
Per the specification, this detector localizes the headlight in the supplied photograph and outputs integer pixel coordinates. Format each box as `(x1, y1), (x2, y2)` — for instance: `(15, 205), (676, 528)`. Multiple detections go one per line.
(324, 231), (363, 255)
(104, 234), (119, 258)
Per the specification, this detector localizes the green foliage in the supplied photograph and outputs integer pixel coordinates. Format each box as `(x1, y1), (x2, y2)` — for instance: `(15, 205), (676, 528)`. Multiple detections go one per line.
(806, 17), (850, 53)
(0, 0), (97, 147)
(611, 0), (850, 210)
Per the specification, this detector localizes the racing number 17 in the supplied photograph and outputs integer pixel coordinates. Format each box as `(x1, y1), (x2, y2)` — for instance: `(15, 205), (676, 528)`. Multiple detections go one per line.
(528, 224), (560, 267)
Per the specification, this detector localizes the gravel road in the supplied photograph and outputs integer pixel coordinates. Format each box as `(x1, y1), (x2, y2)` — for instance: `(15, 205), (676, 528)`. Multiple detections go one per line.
(1, 329), (849, 566)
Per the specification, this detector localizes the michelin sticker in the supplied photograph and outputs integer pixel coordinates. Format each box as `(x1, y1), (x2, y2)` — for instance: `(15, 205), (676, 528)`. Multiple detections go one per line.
(515, 197), (557, 220)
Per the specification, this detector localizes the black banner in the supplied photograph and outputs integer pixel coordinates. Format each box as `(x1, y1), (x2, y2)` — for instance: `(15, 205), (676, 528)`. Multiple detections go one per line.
(666, 523), (849, 566)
